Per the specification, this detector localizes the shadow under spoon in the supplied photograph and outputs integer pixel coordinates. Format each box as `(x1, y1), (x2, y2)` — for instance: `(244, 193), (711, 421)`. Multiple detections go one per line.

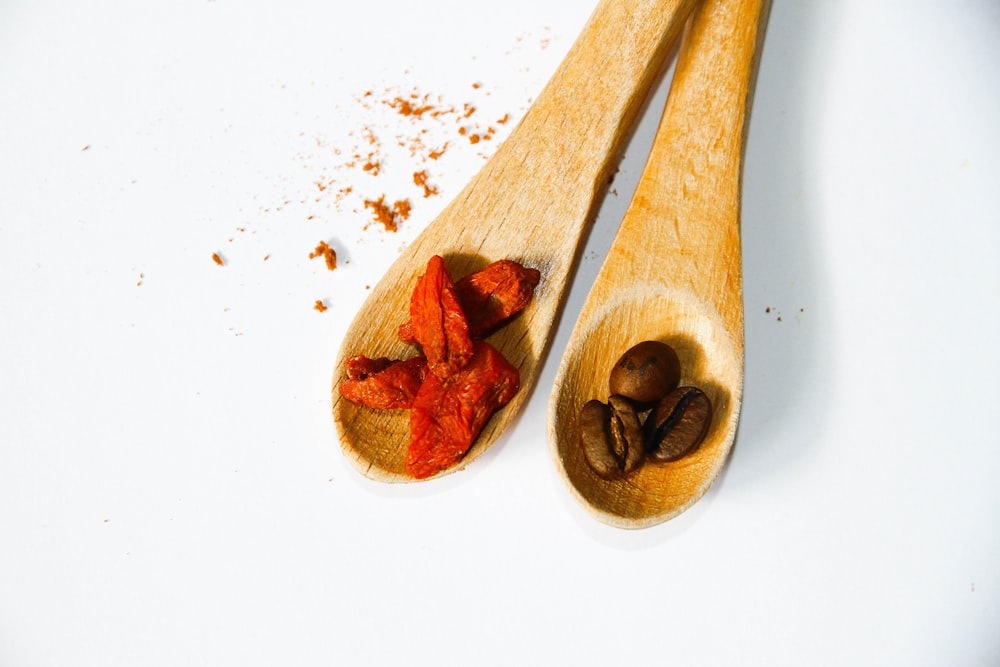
(548, 0), (769, 527)
(333, 0), (700, 482)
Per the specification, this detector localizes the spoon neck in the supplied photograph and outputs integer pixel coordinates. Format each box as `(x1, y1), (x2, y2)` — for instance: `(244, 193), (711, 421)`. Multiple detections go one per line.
(504, 0), (700, 197)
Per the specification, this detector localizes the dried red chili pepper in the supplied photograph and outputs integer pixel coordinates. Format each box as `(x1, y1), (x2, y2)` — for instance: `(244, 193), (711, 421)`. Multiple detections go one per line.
(406, 341), (519, 479)
(339, 354), (427, 410)
(409, 255), (473, 379)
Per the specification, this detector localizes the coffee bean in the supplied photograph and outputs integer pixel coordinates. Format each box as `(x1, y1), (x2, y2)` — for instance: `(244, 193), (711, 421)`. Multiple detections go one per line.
(608, 340), (681, 409)
(579, 396), (644, 479)
(644, 387), (712, 462)
(608, 395), (645, 474)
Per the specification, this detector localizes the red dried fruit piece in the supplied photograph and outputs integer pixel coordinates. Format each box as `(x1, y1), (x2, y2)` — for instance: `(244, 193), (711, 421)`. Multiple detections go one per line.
(398, 259), (540, 342)
(406, 341), (520, 479)
(454, 260), (540, 336)
(339, 354), (427, 410)
(409, 255), (473, 379)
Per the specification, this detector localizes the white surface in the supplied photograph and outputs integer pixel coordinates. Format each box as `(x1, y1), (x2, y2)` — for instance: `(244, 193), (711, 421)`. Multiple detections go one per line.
(2, 1), (999, 664)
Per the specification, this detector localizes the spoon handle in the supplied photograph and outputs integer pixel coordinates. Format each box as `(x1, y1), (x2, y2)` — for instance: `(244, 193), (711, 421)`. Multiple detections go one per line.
(601, 0), (768, 337)
(436, 0), (700, 265)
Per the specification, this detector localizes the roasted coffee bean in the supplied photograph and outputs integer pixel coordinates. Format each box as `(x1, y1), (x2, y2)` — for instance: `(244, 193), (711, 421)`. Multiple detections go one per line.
(579, 400), (617, 478)
(608, 340), (681, 409)
(608, 395), (645, 475)
(644, 386), (712, 462)
(578, 396), (644, 479)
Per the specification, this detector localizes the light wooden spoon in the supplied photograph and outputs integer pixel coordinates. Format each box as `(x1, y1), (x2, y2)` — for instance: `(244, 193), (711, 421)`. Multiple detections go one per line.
(333, 0), (700, 482)
(548, 0), (768, 527)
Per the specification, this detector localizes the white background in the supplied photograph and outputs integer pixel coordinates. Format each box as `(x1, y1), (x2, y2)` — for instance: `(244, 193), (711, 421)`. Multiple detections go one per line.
(2, 1), (999, 664)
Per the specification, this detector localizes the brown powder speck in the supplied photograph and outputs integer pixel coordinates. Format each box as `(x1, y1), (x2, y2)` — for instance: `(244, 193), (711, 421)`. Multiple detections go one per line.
(309, 240), (338, 271)
(212, 253), (224, 266)
(363, 195), (410, 232)
(362, 157), (381, 175)
(394, 198), (411, 220)
(82, 145), (91, 152)
(314, 300), (328, 312)
(468, 133), (481, 145)
(428, 144), (448, 160)
(263, 254), (270, 261)
(136, 272), (144, 287)
(413, 170), (439, 198)
(387, 95), (436, 119)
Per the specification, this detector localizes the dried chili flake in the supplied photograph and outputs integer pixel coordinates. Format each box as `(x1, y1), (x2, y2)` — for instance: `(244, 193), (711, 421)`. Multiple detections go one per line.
(406, 341), (519, 479)
(410, 255), (473, 379)
(340, 355), (427, 410)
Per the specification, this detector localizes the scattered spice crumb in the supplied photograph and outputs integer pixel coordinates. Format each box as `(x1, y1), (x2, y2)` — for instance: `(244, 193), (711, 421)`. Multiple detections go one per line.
(309, 240), (338, 271)
(136, 272), (144, 287)
(363, 195), (411, 232)
(212, 253), (224, 266)
(413, 170), (439, 198)
(82, 145), (91, 152)
(314, 299), (328, 312)
(263, 254), (271, 261)
(385, 94), (437, 119)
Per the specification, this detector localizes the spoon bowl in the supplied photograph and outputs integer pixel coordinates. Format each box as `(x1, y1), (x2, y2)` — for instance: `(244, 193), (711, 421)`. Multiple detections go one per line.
(333, 0), (700, 482)
(549, 0), (768, 527)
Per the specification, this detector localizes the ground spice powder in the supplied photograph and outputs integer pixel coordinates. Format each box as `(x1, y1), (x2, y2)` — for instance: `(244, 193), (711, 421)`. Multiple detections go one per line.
(309, 240), (338, 271)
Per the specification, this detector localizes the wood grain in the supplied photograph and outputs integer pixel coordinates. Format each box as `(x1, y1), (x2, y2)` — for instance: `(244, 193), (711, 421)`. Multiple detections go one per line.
(548, 0), (769, 527)
(333, 0), (700, 482)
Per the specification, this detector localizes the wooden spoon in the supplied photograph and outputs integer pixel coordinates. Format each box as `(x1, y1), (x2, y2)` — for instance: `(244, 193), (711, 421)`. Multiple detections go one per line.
(333, 0), (700, 482)
(548, 0), (768, 527)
